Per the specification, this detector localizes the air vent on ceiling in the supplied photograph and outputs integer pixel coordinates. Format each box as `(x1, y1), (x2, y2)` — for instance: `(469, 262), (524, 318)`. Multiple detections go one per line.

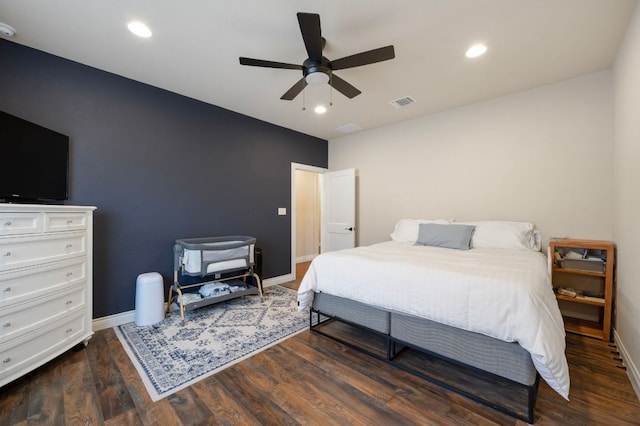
(336, 123), (362, 133)
(390, 96), (416, 108)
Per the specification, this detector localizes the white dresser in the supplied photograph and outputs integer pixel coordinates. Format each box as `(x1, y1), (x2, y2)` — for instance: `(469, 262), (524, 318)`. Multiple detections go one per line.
(0, 204), (95, 387)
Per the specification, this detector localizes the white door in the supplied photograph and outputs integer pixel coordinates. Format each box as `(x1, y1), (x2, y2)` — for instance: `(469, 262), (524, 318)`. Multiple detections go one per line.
(321, 169), (356, 253)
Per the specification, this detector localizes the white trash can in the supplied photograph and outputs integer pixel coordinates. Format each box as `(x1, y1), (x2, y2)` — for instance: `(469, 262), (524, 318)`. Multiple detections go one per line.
(135, 272), (165, 326)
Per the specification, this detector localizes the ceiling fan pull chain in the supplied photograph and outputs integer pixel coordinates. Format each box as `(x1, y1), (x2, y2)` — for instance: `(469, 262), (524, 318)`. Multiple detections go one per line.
(302, 88), (306, 111)
(330, 74), (333, 107)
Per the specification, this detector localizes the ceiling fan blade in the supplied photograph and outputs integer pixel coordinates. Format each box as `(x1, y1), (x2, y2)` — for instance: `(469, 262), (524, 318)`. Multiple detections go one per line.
(329, 74), (361, 98)
(280, 78), (308, 100)
(239, 57), (303, 70)
(297, 13), (323, 60)
(330, 45), (395, 70)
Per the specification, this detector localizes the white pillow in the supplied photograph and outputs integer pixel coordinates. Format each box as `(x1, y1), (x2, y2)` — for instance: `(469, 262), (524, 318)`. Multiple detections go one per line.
(390, 218), (452, 243)
(457, 221), (538, 251)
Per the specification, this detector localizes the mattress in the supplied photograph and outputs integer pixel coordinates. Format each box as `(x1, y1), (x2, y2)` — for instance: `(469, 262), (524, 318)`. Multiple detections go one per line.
(297, 241), (569, 399)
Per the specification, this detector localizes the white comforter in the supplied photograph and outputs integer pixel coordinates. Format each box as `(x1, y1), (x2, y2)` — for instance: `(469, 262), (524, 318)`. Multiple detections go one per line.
(297, 241), (570, 399)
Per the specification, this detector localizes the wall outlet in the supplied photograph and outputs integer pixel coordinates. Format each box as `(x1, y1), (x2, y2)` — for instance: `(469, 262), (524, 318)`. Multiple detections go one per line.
(278, 207), (287, 216)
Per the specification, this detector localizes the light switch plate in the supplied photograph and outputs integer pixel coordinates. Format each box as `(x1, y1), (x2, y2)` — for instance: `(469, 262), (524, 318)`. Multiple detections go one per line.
(278, 207), (287, 216)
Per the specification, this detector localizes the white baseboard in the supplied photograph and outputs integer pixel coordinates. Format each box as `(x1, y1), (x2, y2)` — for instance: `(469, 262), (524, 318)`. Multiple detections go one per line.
(296, 255), (316, 263)
(93, 310), (136, 331)
(92, 274), (295, 330)
(614, 328), (640, 400)
(262, 274), (294, 287)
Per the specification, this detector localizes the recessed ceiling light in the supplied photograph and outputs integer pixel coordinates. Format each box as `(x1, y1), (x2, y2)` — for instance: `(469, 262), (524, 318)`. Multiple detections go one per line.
(0, 22), (16, 37)
(314, 105), (327, 114)
(465, 43), (487, 58)
(128, 21), (152, 38)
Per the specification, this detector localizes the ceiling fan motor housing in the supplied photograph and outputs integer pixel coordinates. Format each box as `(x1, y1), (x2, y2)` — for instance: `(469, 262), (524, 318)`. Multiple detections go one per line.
(303, 57), (332, 81)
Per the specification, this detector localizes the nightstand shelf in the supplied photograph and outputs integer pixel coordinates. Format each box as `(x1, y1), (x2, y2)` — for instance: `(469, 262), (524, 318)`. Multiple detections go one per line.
(553, 268), (606, 278)
(549, 238), (615, 342)
(554, 293), (605, 307)
(562, 316), (609, 340)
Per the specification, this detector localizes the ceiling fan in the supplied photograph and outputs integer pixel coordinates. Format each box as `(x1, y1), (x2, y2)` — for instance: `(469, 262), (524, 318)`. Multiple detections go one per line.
(239, 12), (395, 101)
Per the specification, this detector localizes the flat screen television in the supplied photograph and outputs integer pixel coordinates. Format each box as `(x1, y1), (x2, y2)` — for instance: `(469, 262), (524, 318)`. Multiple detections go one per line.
(0, 111), (69, 202)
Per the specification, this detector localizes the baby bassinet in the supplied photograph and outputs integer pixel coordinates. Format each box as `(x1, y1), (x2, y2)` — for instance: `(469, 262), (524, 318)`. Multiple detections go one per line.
(179, 236), (256, 276)
(168, 236), (263, 320)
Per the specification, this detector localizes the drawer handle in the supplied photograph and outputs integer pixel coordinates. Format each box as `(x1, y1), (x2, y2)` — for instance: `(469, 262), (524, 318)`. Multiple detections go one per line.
(66, 220), (74, 224)
(66, 300), (73, 305)
(65, 328), (73, 334)
(66, 272), (74, 277)
(66, 244), (73, 249)
(3, 287), (10, 293)
(2, 358), (10, 364)
(3, 252), (11, 257)
(4, 221), (11, 226)
(3, 322), (10, 328)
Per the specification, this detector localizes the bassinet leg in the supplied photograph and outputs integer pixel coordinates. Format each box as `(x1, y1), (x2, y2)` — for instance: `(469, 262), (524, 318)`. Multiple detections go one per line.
(166, 286), (174, 314)
(172, 286), (186, 321)
(252, 272), (264, 297)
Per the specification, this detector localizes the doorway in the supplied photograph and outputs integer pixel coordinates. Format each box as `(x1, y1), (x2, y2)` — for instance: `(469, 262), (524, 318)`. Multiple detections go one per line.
(291, 163), (327, 283)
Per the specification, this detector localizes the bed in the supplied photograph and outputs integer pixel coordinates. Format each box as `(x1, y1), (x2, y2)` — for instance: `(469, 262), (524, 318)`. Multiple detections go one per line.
(297, 219), (569, 423)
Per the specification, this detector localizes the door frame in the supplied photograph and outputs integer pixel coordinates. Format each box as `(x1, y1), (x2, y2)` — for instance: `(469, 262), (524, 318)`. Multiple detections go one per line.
(291, 162), (328, 283)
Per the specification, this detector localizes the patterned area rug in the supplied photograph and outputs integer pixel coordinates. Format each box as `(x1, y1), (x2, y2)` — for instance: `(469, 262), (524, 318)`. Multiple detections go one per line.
(114, 285), (308, 401)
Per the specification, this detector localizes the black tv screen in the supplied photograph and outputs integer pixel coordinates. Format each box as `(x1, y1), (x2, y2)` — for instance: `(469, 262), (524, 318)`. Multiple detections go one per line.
(0, 111), (69, 202)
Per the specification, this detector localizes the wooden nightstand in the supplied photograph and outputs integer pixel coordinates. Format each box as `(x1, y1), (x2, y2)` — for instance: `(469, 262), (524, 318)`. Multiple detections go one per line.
(549, 238), (615, 341)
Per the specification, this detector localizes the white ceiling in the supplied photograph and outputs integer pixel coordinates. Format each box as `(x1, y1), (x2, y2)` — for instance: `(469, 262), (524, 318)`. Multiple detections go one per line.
(0, 0), (636, 140)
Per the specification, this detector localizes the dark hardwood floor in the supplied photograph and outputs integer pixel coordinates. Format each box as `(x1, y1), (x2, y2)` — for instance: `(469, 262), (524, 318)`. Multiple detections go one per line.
(2, 265), (639, 425)
(280, 260), (311, 291)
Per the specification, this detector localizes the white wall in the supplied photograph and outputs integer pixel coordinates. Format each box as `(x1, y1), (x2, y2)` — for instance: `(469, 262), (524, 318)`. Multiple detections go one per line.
(613, 2), (640, 397)
(329, 71), (614, 248)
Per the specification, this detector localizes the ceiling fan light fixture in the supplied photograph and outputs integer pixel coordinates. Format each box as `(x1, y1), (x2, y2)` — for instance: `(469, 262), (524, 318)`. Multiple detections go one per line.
(314, 105), (327, 114)
(305, 71), (330, 85)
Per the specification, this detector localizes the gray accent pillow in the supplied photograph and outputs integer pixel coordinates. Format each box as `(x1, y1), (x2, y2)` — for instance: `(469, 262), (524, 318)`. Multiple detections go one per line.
(415, 223), (476, 250)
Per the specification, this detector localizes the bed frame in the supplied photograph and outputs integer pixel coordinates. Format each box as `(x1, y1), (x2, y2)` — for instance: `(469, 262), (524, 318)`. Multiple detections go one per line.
(310, 292), (540, 423)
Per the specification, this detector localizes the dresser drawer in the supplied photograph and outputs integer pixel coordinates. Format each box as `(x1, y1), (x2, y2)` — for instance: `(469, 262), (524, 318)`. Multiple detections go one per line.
(0, 259), (86, 306)
(44, 212), (88, 232)
(0, 213), (43, 236)
(0, 233), (86, 272)
(0, 284), (86, 340)
(0, 312), (88, 381)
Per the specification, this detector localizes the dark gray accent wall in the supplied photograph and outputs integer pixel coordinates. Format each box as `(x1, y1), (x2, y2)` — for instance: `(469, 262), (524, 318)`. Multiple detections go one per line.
(0, 39), (328, 318)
